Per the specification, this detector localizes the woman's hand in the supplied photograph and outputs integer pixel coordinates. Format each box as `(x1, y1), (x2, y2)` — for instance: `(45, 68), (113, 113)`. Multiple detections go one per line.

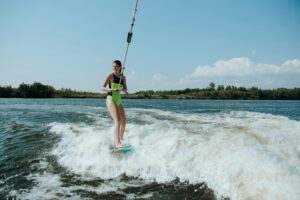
(111, 88), (120, 92)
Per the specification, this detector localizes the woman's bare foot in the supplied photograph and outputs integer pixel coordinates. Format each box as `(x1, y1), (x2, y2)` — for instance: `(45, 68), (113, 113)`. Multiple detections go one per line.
(115, 143), (124, 148)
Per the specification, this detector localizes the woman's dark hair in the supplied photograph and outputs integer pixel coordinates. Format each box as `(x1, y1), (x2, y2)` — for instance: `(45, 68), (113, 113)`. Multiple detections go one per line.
(113, 60), (122, 67)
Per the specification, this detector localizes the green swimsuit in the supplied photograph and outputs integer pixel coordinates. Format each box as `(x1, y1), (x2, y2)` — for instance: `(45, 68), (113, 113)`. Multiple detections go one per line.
(107, 73), (123, 106)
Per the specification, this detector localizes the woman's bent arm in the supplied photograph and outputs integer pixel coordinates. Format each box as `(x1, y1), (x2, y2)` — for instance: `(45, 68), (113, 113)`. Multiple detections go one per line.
(101, 74), (112, 92)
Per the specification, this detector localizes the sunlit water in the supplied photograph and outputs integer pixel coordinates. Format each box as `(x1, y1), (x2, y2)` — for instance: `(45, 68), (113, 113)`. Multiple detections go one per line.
(1, 99), (300, 200)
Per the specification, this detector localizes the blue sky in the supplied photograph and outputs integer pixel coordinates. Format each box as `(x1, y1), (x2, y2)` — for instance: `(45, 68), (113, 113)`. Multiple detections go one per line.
(0, 0), (300, 92)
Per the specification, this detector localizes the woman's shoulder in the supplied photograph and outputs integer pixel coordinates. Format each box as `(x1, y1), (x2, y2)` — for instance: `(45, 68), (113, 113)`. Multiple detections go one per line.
(107, 73), (113, 78)
(105, 73), (113, 81)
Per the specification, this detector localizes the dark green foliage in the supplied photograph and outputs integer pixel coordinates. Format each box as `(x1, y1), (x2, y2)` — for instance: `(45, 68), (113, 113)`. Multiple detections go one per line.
(217, 85), (224, 91)
(0, 82), (107, 98)
(133, 82), (300, 100)
(54, 88), (105, 98)
(0, 82), (299, 99)
(15, 82), (55, 98)
(0, 86), (14, 97)
(208, 82), (215, 91)
(0, 86), (15, 97)
(1, 82), (55, 98)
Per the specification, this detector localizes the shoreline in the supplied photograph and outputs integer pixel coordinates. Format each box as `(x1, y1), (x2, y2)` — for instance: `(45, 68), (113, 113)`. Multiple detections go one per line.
(1, 82), (300, 100)
(1, 96), (300, 100)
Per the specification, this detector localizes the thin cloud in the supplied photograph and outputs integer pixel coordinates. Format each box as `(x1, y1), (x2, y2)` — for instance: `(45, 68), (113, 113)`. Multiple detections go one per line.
(179, 57), (300, 89)
(186, 57), (300, 78)
(126, 70), (136, 80)
(152, 73), (167, 81)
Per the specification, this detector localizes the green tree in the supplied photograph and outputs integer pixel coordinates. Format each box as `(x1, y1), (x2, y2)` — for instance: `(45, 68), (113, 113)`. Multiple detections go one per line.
(217, 85), (224, 91)
(208, 82), (216, 91)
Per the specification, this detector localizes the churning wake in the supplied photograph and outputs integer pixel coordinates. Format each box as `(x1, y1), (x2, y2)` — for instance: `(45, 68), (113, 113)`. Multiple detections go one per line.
(39, 108), (300, 200)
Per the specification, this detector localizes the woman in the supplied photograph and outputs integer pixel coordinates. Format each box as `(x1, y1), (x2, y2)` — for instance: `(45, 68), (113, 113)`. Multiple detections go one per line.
(101, 60), (128, 148)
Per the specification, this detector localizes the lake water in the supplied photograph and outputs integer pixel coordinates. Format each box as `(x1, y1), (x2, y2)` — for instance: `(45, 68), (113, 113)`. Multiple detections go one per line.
(1, 99), (300, 200)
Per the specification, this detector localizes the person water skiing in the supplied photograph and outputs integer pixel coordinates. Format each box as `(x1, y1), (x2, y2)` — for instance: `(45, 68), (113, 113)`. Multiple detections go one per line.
(101, 60), (128, 148)
(101, 0), (138, 150)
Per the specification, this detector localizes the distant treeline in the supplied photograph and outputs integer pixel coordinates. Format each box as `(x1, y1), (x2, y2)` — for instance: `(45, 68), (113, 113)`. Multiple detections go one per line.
(0, 82), (300, 99)
(0, 82), (104, 98)
(133, 82), (300, 100)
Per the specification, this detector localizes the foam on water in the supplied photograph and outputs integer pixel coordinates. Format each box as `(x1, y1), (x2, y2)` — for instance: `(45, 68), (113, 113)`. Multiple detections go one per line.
(10, 159), (139, 200)
(33, 109), (300, 199)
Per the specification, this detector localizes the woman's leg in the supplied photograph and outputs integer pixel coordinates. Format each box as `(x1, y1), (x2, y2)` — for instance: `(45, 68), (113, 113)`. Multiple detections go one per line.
(118, 105), (126, 141)
(106, 98), (122, 147)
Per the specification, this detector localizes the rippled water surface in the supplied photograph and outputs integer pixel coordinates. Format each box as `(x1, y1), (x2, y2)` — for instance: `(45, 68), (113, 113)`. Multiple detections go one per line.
(1, 99), (300, 200)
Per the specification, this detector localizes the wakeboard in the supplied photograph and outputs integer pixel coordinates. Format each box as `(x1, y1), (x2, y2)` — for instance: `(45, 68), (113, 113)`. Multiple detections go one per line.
(112, 145), (133, 153)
